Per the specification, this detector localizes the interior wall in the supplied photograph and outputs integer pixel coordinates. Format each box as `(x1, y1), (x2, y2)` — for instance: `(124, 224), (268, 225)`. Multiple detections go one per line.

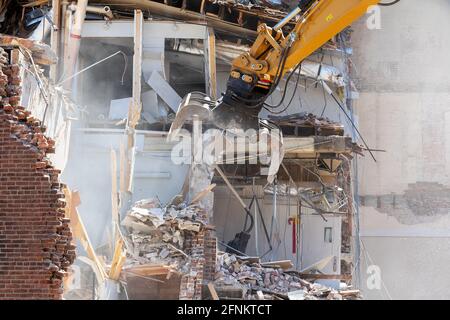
(213, 186), (342, 276)
(62, 21), (208, 249)
(61, 130), (188, 247)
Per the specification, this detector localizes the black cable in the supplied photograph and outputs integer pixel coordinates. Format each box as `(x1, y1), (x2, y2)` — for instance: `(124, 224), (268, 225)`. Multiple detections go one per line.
(253, 195), (273, 252)
(268, 45), (293, 97)
(264, 64), (302, 115)
(233, 0), (401, 106)
(378, 0), (400, 6)
(264, 62), (302, 109)
(319, 80), (328, 117)
(243, 208), (254, 234)
(328, 91), (377, 162)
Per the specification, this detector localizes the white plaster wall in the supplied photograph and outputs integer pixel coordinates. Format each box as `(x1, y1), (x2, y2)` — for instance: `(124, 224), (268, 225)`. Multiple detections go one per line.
(213, 186), (342, 275)
(61, 127), (188, 247)
(351, 0), (450, 299)
(213, 188), (299, 264)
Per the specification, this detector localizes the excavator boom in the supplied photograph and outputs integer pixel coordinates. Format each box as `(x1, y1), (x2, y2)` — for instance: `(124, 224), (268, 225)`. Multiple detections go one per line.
(169, 0), (381, 136)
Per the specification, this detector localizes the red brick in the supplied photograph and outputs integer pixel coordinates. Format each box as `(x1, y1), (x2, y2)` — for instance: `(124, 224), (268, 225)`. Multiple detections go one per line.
(0, 60), (75, 300)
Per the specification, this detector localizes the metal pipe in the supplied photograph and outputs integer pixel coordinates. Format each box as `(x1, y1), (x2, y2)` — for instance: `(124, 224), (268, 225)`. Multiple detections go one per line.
(273, 7), (301, 31)
(86, 5), (113, 20)
(63, 0), (88, 90)
(50, 0), (61, 81)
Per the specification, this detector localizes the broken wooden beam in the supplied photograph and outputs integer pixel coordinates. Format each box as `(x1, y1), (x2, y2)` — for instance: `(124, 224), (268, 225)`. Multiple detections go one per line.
(204, 27), (217, 100)
(298, 273), (352, 280)
(207, 282), (220, 300)
(260, 260), (293, 270)
(90, 0), (258, 38)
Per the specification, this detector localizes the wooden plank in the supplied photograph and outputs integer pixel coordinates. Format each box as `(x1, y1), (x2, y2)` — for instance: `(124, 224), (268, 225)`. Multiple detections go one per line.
(109, 237), (126, 280)
(260, 260), (293, 270)
(62, 0), (87, 89)
(122, 9), (143, 214)
(123, 265), (174, 276)
(119, 140), (126, 194)
(181, 165), (191, 200)
(204, 27), (217, 100)
(82, 21), (208, 39)
(298, 274), (352, 280)
(284, 136), (352, 154)
(146, 71), (182, 112)
(190, 183), (216, 204)
(86, 1), (257, 38)
(128, 10), (143, 129)
(110, 148), (119, 240)
(62, 7), (71, 69)
(339, 289), (360, 297)
(23, 0), (48, 6)
(208, 282), (220, 300)
(50, 0), (61, 81)
(200, 0), (206, 14)
(63, 188), (108, 281)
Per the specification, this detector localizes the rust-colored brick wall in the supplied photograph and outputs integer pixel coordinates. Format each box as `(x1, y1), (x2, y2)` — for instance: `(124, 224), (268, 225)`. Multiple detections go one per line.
(179, 207), (216, 300)
(0, 48), (75, 299)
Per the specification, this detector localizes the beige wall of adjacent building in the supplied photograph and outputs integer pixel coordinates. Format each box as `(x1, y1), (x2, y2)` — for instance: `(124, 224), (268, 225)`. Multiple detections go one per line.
(351, 0), (450, 299)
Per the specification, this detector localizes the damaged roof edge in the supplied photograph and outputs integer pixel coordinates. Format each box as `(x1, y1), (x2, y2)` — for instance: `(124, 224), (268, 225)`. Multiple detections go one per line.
(90, 0), (258, 38)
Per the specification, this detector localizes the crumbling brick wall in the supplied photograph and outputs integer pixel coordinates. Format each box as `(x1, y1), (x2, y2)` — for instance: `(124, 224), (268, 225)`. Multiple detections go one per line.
(179, 208), (216, 300)
(0, 48), (75, 299)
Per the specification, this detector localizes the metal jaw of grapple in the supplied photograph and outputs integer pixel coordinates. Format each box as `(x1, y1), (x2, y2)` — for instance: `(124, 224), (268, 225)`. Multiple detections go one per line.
(211, 97), (261, 133)
(167, 92), (212, 141)
(168, 93), (263, 140)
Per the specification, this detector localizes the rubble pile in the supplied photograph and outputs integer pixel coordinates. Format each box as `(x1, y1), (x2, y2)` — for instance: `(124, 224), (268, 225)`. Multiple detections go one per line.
(214, 252), (360, 300)
(122, 197), (206, 273)
(268, 112), (345, 136)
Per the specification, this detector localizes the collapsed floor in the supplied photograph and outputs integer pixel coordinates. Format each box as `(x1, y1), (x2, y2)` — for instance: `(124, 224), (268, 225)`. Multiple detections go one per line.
(118, 192), (360, 300)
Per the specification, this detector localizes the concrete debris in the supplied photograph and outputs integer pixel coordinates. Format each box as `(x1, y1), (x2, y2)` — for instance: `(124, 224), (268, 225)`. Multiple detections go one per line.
(0, 34), (57, 65)
(268, 112), (345, 137)
(214, 252), (360, 300)
(122, 197), (207, 273)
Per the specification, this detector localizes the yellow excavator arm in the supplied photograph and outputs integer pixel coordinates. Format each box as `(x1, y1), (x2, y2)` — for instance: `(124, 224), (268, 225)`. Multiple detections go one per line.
(210, 0), (380, 130)
(169, 0), (382, 135)
(237, 0), (379, 82)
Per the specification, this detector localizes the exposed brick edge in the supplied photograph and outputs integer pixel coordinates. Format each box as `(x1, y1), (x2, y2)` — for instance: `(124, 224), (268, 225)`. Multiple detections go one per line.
(179, 207), (217, 300)
(0, 48), (75, 299)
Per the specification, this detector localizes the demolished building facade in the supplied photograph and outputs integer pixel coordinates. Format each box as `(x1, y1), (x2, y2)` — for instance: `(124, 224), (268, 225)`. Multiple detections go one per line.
(0, 0), (421, 300)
